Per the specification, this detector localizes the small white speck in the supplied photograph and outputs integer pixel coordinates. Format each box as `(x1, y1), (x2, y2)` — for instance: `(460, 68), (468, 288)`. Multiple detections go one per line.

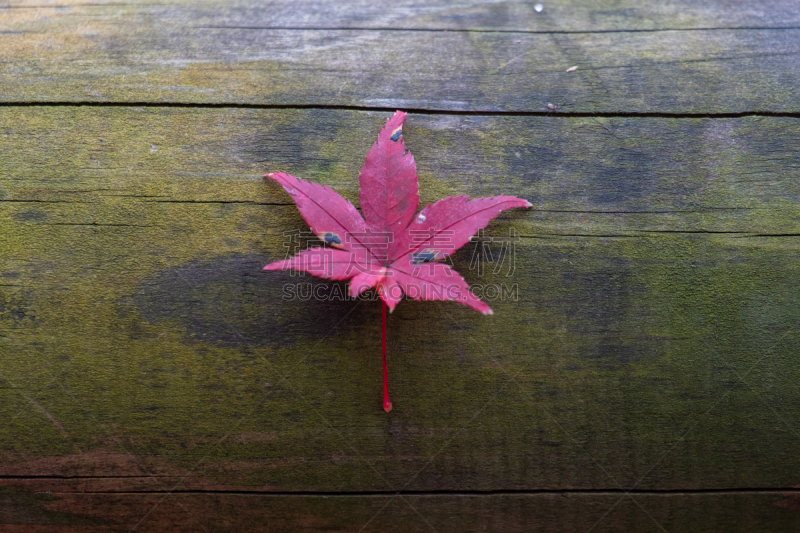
(416, 213), (426, 223)
(534, 3), (543, 12)
(547, 103), (557, 110)
(566, 66), (578, 72)
(150, 144), (158, 153)
(515, 152), (521, 158)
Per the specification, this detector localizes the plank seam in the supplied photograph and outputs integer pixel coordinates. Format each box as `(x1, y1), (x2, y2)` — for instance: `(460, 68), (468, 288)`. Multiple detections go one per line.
(1, 102), (798, 118)
(3, 487), (798, 496)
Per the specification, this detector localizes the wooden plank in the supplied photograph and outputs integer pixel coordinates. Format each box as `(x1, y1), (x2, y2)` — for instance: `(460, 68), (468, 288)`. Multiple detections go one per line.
(2, 2), (799, 111)
(6, 0), (800, 31)
(4, 0), (799, 528)
(2, 108), (800, 499)
(1, 484), (800, 532)
(2, 108), (799, 234)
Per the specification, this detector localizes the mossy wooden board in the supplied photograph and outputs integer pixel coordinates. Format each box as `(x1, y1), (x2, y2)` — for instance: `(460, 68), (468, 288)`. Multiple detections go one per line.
(3, 0), (800, 529)
(2, 108), (800, 531)
(1, 489), (800, 532)
(2, 2), (799, 111)
(7, 0), (797, 32)
(2, 109), (800, 234)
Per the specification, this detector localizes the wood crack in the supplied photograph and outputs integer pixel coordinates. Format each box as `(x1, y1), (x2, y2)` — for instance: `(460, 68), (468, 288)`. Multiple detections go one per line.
(593, 51), (800, 70)
(516, 230), (797, 238)
(0, 199), (80, 203)
(149, 200), (290, 206)
(0, 484), (797, 496)
(39, 223), (161, 227)
(531, 208), (757, 214)
(196, 25), (800, 34)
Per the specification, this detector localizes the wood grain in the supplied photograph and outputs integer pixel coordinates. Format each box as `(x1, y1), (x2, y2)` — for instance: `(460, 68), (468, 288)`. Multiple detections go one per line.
(1, 485), (799, 532)
(2, 0), (800, 530)
(1, 2), (799, 111)
(9, 0), (798, 31)
(2, 109), (799, 503)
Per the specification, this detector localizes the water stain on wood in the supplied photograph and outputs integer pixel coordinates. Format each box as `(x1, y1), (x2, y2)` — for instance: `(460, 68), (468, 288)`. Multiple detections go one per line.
(11, 210), (48, 222)
(131, 253), (373, 347)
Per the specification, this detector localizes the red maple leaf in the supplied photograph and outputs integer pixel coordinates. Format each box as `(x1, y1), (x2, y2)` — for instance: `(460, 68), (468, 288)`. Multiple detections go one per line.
(264, 111), (530, 411)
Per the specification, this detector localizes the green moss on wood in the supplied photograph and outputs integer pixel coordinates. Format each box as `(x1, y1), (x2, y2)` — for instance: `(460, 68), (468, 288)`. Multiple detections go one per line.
(2, 5), (800, 111)
(2, 108), (800, 495)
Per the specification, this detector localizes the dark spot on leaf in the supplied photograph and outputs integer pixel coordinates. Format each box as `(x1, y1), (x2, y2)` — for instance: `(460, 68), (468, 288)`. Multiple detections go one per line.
(412, 250), (438, 264)
(390, 128), (402, 142)
(323, 232), (342, 245)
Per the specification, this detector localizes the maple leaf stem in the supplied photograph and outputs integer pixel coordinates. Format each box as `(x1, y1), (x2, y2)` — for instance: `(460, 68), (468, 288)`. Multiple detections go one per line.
(382, 299), (392, 413)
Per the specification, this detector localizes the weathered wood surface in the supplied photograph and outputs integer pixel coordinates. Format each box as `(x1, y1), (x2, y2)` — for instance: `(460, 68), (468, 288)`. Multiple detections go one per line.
(2, 1), (800, 112)
(2, 1), (800, 532)
(2, 490), (800, 533)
